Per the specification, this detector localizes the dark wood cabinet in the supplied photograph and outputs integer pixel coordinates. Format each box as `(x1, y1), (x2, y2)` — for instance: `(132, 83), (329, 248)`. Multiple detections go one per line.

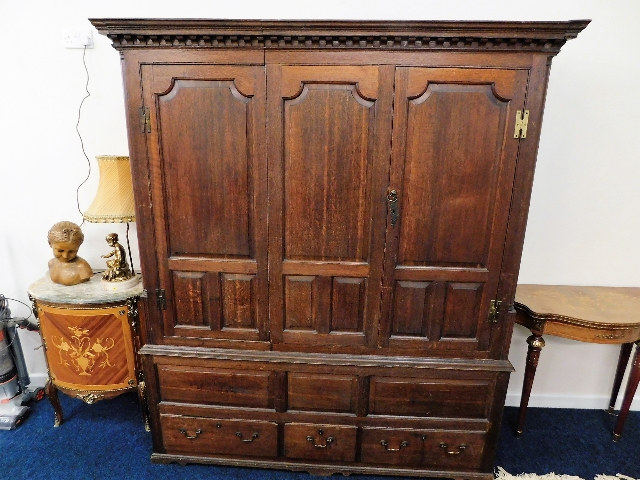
(92, 19), (588, 479)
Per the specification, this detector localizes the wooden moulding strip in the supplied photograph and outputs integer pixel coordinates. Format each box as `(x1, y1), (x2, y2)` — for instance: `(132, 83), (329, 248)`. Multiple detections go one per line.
(394, 266), (489, 282)
(282, 260), (369, 277)
(139, 344), (514, 372)
(150, 453), (496, 479)
(168, 257), (258, 274)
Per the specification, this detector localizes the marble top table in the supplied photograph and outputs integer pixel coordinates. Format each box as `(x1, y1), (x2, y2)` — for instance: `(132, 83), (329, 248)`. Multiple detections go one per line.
(28, 273), (144, 305)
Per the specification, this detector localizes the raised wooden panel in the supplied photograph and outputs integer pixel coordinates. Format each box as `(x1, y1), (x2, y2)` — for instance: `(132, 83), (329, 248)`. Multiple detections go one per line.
(284, 276), (316, 331)
(391, 281), (433, 337)
(331, 277), (366, 332)
(287, 373), (356, 413)
(369, 377), (490, 418)
(399, 83), (506, 268)
(283, 275), (367, 335)
(441, 283), (483, 339)
(157, 365), (272, 408)
(159, 79), (253, 258)
(221, 273), (256, 329)
(284, 84), (374, 262)
(172, 271), (207, 327)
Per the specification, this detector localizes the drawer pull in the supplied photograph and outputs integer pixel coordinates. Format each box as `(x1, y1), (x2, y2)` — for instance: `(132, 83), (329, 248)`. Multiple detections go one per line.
(380, 439), (409, 452)
(236, 431), (259, 443)
(179, 428), (202, 439)
(439, 442), (467, 455)
(306, 435), (334, 448)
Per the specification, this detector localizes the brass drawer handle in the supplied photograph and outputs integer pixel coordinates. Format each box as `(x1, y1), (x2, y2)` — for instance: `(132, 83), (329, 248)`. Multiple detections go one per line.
(440, 442), (467, 455)
(380, 439), (409, 452)
(236, 431), (259, 443)
(306, 435), (334, 448)
(180, 428), (202, 439)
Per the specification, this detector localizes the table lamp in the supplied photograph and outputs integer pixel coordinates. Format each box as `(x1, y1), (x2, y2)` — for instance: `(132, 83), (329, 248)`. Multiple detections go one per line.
(83, 155), (139, 290)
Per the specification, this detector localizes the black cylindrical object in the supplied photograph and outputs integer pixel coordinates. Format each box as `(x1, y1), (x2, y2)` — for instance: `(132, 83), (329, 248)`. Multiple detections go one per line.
(0, 328), (19, 400)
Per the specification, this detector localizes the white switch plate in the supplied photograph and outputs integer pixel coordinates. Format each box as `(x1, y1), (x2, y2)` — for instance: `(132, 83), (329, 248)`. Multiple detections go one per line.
(62, 30), (93, 49)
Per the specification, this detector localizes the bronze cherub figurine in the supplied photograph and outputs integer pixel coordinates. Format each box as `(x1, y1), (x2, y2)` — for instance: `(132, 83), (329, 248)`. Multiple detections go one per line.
(101, 233), (133, 282)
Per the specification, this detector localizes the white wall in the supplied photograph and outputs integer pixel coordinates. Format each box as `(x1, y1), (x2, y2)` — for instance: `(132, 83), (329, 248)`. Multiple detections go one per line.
(1, 0), (639, 409)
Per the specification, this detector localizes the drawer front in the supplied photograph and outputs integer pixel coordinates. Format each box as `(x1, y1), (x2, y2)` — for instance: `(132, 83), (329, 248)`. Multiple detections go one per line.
(361, 427), (485, 469)
(157, 365), (272, 408)
(161, 414), (278, 457)
(361, 427), (426, 466)
(287, 373), (356, 413)
(423, 430), (485, 469)
(284, 423), (357, 462)
(369, 376), (490, 418)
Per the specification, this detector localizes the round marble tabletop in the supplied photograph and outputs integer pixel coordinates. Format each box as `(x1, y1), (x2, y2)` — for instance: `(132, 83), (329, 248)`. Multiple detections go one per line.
(28, 273), (144, 305)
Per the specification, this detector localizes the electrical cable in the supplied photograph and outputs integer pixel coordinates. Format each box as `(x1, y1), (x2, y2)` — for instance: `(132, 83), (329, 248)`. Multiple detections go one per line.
(74, 45), (92, 226)
(0, 296), (33, 324)
(126, 222), (135, 275)
(69, 43), (136, 275)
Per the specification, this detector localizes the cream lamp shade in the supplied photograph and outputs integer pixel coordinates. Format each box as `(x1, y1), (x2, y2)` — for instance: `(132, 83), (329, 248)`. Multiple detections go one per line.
(83, 155), (136, 223)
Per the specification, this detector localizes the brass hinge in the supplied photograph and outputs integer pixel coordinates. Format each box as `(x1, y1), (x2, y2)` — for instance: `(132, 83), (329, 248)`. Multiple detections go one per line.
(513, 110), (529, 139)
(488, 299), (502, 323)
(156, 289), (166, 311)
(139, 106), (151, 133)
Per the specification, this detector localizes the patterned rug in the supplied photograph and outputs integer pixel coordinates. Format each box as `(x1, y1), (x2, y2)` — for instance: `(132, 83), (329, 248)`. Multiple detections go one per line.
(496, 468), (637, 480)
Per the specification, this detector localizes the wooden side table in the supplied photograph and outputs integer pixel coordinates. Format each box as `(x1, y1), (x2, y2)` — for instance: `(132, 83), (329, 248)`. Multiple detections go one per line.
(514, 284), (640, 441)
(28, 274), (149, 429)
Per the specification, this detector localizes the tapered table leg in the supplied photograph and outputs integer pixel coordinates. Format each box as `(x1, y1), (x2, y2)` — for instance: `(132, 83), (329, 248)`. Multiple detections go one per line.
(137, 380), (151, 432)
(608, 343), (633, 414)
(613, 342), (640, 441)
(516, 334), (545, 437)
(45, 379), (63, 427)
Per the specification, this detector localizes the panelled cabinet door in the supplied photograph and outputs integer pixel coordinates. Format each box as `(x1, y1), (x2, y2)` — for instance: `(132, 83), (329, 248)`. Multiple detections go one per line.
(267, 65), (394, 348)
(141, 65), (268, 342)
(379, 67), (528, 355)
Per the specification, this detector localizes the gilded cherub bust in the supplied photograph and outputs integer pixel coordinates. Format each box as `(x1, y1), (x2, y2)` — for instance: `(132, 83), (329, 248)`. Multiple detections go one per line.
(47, 221), (93, 286)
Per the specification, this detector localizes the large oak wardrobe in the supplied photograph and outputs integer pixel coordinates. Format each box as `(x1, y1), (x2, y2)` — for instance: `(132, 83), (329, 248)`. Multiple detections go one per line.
(91, 19), (588, 479)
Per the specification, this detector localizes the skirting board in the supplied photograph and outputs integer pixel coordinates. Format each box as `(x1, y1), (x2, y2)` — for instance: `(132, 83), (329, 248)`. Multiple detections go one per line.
(506, 392), (640, 410)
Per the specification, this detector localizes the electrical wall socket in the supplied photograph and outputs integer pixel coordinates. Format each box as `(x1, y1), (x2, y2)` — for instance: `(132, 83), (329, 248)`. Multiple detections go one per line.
(62, 30), (93, 49)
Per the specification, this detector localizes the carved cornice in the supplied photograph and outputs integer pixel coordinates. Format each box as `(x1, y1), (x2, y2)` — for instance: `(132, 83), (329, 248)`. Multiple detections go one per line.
(90, 19), (589, 54)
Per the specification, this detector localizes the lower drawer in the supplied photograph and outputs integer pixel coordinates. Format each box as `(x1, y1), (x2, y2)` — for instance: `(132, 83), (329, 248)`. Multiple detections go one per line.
(160, 414), (278, 457)
(361, 427), (485, 469)
(284, 423), (357, 462)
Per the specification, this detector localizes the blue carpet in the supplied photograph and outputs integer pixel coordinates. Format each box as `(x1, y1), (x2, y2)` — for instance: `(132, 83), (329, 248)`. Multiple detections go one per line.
(0, 392), (638, 479)
(497, 405), (640, 478)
